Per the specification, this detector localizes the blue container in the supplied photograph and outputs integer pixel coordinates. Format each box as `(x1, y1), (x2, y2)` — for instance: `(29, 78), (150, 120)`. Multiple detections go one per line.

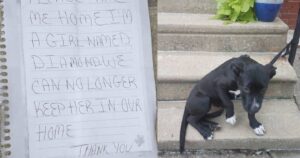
(255, 0), (283, 22)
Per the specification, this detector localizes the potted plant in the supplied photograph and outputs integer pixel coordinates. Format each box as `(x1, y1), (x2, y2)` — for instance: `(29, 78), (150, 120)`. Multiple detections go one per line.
(255, 0), (284, 22)
(215, 0), (256, 23)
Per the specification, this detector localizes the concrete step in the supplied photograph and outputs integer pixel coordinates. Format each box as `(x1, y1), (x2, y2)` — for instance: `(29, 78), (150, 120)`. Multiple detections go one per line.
(158, 13), (288, 52)
(157, 99), (300, 150)
(159, 150), (272, 158)
(158, 0), (217, 14)
(157, 51), (297, 101)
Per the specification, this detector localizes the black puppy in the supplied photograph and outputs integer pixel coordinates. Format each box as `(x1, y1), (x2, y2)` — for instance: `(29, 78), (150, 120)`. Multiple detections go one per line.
(179, 55), (277, 153)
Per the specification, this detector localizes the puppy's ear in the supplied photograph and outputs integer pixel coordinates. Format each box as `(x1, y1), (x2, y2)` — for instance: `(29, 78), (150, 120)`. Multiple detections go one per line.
(265, 64), (277, 79)
(231, 61), (244, 76)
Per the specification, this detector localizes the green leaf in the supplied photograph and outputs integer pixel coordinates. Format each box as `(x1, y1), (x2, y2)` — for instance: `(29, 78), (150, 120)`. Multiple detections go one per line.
(217, 4), (232, 15)
(230, 4), (241, 21)
(228, 0), (239, 7)
(216, 0), (227, 8)
(232, 4), (241, 12)
(230, 10), (240, 21)
(241, 0), (250, 12)
(217, 9), (231, 16)
(238, 10), (255, 22)
(249, 0), (255, 7)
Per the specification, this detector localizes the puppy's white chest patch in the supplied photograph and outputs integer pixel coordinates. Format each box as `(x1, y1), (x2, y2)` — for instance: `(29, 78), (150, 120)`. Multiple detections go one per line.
(229, 90), (241, 99)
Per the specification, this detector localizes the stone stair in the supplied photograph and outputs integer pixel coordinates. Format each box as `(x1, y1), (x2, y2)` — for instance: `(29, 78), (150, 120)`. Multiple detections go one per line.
(157, 51), (297, 100)
(158, 0), (217, 14)
(158, 13), (288, 52)
(158, 99), (300, 150)
(157, 0), (299, 154)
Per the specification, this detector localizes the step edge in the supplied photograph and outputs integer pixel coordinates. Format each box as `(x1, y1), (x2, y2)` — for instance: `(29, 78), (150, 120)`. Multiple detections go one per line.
(157, 52), (298, 82)
(157, 77), (298, 83)
(157, 99), (300, 150)
(158, 13), (289, 34)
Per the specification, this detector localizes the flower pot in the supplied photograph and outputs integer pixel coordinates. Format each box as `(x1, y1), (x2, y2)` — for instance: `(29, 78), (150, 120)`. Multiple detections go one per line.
(255, 0), (283, 22)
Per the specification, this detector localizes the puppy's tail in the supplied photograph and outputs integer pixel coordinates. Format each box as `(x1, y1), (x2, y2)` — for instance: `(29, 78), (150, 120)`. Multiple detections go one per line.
(179, 107), (189, 154)
(205, 108), (224, 118)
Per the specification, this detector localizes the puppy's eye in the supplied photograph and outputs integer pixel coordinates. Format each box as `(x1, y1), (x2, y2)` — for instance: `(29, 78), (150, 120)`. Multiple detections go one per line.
(244, 87), (250, 93)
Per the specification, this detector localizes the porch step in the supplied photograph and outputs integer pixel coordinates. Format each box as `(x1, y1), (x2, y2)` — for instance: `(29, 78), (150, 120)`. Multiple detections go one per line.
(157, 51), (297, 101)
(158, 13), (288, 52)
(158, 0), (217, 14)
(157, 99), (300, 150)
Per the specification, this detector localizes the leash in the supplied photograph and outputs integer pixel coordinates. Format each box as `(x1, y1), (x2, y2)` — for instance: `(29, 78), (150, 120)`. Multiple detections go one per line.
(270, 7), (300, 66)
(269, 42), (292, 65)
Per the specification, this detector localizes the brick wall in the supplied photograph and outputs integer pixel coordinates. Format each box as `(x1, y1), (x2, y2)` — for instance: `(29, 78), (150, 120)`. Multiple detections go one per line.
(279, 0), (300, 29)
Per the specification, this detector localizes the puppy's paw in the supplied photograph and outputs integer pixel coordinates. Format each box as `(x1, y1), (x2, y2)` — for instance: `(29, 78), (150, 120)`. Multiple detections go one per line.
(213, 124), (221, 131)
(206, 134), (214, 140)
(254, 125), (266, 136)
(226, 115), (236, 125)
